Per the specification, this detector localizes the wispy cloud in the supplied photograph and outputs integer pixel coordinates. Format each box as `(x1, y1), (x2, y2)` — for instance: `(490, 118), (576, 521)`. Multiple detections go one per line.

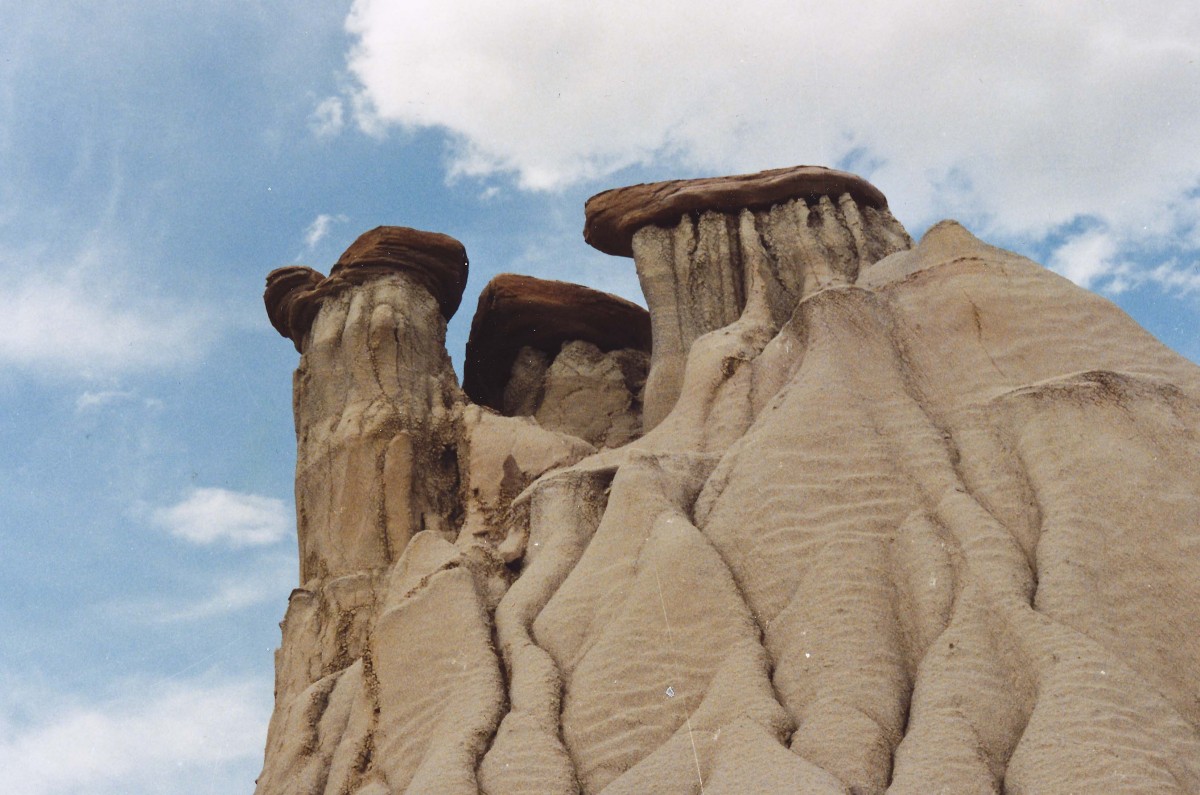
(152, 487), (290, 547)
(301, 212), (347, 251)
(309, 96), (346, 139)
(158, 577), (289, 622)
(0, 677), (270, 795)
(108, 553), (296, 623)
(0, 240), (213, 378)
(74, 389), (163, 413)
(75, 389), (137, 412)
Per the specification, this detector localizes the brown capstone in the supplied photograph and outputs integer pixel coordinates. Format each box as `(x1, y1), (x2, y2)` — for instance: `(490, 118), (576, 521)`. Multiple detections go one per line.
(331, 226), (469, 320)
(263, 265), (326, 349)
(583, 164), (890, 257)
(264, 226), (469, 352)
(463, 273), (651, 411)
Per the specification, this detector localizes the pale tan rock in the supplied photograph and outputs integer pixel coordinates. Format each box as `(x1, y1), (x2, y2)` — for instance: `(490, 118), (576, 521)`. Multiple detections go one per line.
(257, 172), (1200, 795)
(266, 227), (466, 584)
(534, 341), (648, 448)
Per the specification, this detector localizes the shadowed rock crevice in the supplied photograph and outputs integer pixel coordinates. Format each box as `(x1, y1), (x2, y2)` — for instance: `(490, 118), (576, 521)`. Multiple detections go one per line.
(256, 171), (1200, 795)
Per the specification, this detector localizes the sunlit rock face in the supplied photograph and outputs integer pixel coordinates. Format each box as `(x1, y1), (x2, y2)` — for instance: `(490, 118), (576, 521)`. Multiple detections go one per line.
(264, 226), (467, 582)
(256, 171), (1200, 795)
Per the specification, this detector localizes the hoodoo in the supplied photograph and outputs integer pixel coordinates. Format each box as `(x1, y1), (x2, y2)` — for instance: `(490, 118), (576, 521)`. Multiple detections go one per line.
(585, 165), (912, 428)
(464, 273), (651, 448)
(257, 168), (1200, 795)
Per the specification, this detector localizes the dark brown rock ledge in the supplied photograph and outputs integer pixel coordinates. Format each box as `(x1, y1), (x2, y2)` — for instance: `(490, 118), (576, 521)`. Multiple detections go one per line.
(583, 165), (889, 257)
(264, 226), (469, 351)
(463, 273), (651, 411)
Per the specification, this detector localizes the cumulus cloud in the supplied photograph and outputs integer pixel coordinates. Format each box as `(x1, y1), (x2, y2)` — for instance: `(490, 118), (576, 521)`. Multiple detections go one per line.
(0, 241), (212, 378)
(343, 1), (1200, 290)
(153, 487), (290, 547)
(309, 95), (346, 138)
(0, 677), (269, 795)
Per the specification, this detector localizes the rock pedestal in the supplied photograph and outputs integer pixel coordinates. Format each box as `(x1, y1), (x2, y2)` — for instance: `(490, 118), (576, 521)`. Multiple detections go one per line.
(264, 226), (467, 582)
(464, 274), (652, 448)
(585, 165), (912, 428)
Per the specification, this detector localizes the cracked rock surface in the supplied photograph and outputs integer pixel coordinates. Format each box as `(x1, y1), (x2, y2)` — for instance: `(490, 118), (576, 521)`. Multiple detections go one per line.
(256, 176), (1200, 794)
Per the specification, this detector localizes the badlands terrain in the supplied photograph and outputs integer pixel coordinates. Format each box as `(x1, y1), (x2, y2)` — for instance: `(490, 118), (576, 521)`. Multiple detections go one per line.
(256, 166), (1200, 794)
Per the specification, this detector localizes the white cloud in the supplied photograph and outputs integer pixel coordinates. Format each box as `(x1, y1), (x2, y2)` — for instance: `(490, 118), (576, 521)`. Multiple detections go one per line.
(1148, 259), (1200, 295)
(1049, 228), (1124, 290)
(309, 95), (346, 138)
(302, 212), (347, 250)
(0, 241), (213, 378)
(0, 677), (270, 795)
(343, 1), (1200, 288)
(153, 487), (290, 547)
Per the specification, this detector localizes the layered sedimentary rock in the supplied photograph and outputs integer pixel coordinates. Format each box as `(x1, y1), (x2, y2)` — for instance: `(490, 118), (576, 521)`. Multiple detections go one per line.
(257, 170), (1200, 794)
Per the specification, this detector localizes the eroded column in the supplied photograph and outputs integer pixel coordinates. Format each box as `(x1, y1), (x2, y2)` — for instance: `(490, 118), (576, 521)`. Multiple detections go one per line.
(264, 226), (468, 582)
(584, 165), (913, 428)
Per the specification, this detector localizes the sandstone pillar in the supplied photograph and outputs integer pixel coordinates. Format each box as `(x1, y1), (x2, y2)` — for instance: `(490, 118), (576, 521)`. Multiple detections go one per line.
(264, 226), (468, 582)
(584, 165), (912, 428)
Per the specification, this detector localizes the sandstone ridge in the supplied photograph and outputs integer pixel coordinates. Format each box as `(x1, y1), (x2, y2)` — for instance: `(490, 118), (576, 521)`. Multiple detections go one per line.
(256, 167), (1200, 795)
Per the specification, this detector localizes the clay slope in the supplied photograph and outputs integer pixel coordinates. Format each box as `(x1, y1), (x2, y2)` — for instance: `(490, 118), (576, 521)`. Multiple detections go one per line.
(256, 175), (1200, 794)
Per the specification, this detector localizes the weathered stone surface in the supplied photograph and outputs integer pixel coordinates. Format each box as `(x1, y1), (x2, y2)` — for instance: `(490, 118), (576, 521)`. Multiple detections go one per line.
(534, 341), (648, 448)
(583, 165), (889, 257)
(593, 168), (912, 429)
(331, 226), (469, 320)
(257, 173), (1200, 795)
(264, 226), (469, 353)
(462, 273), (651, 411)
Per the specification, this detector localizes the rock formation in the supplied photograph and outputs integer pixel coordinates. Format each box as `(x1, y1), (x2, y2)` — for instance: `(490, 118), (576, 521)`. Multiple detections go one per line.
(257, 166), (1200, 794)
(464, 273), (651, 448)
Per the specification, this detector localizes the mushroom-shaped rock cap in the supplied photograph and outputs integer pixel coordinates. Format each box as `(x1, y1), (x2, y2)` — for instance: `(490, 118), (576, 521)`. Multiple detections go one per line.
(584, 165), (890, 257)
(463, 273), (652, 410)
(264, 265), (328, 351)
(264, 265), (325, 340)
(331, 226), (469, 320)
(264, 226), (469, 352)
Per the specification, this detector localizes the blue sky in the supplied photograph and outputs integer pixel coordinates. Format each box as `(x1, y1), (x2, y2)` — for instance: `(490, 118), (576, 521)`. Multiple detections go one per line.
(1, 2), (1197, 792)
